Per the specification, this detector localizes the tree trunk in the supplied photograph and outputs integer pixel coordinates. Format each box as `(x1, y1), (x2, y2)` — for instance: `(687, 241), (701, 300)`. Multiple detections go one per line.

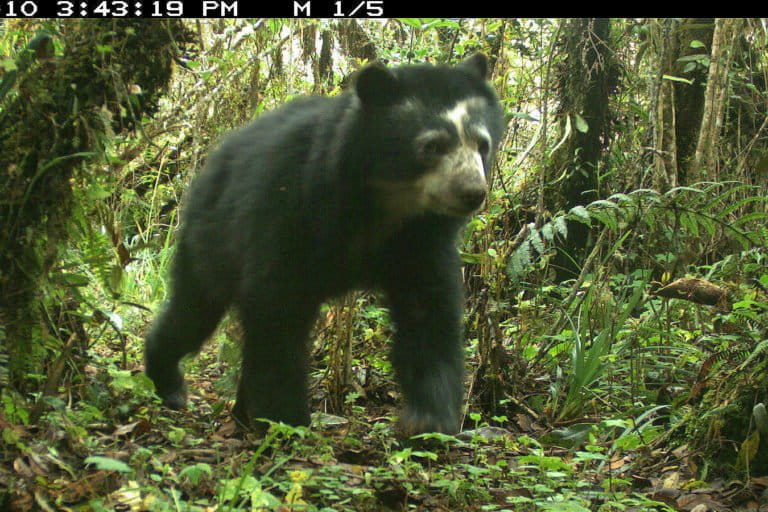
(0, 20), (191, 390)
(673, 19), (714, 185)
(652, 20), (679, 191)
(691, 18), (742, 181)
(652, 19), (716, 191)
(548, 18), (618, 279)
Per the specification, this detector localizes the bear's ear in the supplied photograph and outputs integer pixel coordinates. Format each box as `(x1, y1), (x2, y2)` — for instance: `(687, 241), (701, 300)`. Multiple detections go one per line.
(354, 63), (401, 107)
(458, 53), (489, 80)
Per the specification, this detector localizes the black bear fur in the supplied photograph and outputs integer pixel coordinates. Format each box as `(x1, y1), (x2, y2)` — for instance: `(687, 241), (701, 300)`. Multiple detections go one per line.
(145, 54), (504, 435)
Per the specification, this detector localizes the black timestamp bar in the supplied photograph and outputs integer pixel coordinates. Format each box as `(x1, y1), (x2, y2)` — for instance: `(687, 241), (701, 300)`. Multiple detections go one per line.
(0, 0), (241, 17)
(0, 0), (392, 17)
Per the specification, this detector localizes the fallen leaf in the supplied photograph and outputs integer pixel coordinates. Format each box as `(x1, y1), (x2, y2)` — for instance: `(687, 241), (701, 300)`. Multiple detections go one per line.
(112, 419), (151, 437)
(663, 471), (680, 489)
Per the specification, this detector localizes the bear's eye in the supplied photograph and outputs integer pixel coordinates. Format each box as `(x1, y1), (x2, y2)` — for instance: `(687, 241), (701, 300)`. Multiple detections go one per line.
(417, 131), (454, 161)
(476, 135), (490, 158)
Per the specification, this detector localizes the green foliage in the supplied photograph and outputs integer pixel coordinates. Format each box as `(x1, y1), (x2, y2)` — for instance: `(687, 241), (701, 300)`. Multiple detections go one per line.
(2, 391), (30, 425)
(556, 278), (647, 421)
(2, 17), (768, 511)
(506, 183), (768, 280)
(85, 456), (133, 474)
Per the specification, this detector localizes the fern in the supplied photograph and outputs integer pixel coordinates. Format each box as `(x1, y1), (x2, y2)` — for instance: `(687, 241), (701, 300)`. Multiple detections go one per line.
(504, 182), (767, 281)
(553, 216), (568, 238)
(529, 226), (545, 255)
(738, 339), (768, 371)
(568, 205), (591, 226)
(507, 237), (532, 278)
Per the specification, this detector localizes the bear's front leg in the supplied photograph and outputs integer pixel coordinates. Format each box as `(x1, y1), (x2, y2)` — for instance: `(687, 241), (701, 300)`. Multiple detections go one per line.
(385, 259), (465, 436)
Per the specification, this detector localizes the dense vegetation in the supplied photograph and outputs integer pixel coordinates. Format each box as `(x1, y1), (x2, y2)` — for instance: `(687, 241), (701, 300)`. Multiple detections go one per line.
(1, 18), (767, 511)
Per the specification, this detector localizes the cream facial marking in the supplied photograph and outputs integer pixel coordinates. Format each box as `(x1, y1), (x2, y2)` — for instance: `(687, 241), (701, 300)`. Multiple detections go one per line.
(473, 150), (485, 180)
(442, 97), (489, 143)
(439, 98), (490, 184)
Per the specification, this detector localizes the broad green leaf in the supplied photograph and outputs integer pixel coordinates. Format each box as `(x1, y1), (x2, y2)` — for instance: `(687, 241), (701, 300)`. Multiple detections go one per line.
(676, 53), (708, 63)
(85, 456), (132, 473)
(179, 463), (212, 485)
(574, 113), (589, 133)
(607, 193), (632, 204)
(506, 240), (531, 278)
(399, 18), (423, 29)
(511, 111), (539, 122)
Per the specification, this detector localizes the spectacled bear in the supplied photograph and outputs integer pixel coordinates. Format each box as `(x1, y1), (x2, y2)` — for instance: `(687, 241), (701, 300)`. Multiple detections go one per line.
(145, 54), (504, 436)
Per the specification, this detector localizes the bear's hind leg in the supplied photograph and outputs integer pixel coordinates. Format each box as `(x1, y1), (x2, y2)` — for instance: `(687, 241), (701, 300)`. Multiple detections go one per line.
(145, 273), (227, 409)
(232, 297), (319, 430)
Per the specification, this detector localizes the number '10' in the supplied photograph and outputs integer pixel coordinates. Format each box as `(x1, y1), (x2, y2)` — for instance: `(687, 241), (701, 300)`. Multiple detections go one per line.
(4, 1), (38, 15)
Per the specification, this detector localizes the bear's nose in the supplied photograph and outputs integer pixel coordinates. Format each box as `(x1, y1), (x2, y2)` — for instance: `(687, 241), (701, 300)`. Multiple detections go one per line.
(458, 185), (487, 211)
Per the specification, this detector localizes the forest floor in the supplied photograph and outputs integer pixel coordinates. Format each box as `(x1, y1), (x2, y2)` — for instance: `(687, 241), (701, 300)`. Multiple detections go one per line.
(2, 341), (768, 512)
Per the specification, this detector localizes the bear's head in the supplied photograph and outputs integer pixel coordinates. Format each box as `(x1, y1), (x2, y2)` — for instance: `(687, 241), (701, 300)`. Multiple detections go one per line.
(350, 54), (504, 219)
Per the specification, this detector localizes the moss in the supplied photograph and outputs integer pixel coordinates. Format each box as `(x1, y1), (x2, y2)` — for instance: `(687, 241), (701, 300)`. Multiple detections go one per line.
(0, 19), (193, 389)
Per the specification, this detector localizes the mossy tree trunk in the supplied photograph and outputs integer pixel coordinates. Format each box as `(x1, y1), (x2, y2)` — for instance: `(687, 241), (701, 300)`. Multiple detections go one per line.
(652, 18), (715, 190)
(547, 18), (618, 279)
(0, 20), (191, 391)
(673, 19), (715, 186)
